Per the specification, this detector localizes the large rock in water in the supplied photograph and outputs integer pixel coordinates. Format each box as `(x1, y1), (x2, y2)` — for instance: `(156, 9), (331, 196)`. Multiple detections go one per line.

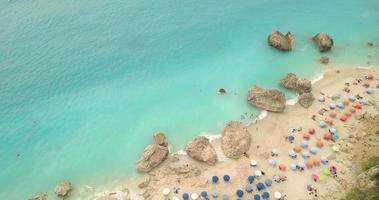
(247, 86), (286, 112)
(29, 194), (48, 200)
(298, 93), (315, 108)
(54, 181), (72, 198)
(280, 73), (298, 89)
(267, 31), (294, 51)
(136, 144), (168, 172)
(185, 136), (218, 165)
(295, 78), (312, 94)
(221, 121), (251, 159)
(154, 132), (168, 147)
(312, 32), (333, 52)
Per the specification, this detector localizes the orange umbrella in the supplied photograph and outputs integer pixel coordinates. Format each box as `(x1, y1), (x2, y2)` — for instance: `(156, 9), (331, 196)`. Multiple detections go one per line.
(313, 159), (321, 166)
(303, 132), (311, 140)
(340, 115), (348, 121)
(306, 159), (314, 168)
(323, 133), (332, 140)
(316, 139), (324, 148)
(329, 110), (337, 118)
(350, 108), (356, 113)
(353, 102), (362, 109)
(343, 99), (350, 105)
(368, 73), (374, 80)
(278, 163), (286, 171)
(345, 110), (352, 117)
(363, 80), (370, 88)
(325, 117), (334, 124)
(294, 145), (302, 153)
(308, 128), (316, 135)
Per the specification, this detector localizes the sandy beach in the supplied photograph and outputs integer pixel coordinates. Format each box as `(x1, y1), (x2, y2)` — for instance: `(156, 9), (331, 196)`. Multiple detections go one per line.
(84, 67), (379, 200)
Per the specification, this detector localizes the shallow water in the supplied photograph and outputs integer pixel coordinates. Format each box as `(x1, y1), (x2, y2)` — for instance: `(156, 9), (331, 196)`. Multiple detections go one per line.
(0, 0), (378, 199)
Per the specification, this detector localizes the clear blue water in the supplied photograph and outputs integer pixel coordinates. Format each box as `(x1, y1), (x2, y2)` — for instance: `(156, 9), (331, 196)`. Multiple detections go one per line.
(0, 0), (378, 199)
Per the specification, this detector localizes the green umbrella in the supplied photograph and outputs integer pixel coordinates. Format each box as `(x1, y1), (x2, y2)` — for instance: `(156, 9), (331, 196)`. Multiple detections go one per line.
(319, 175), (327, 182)
(323, 169), (331, 176)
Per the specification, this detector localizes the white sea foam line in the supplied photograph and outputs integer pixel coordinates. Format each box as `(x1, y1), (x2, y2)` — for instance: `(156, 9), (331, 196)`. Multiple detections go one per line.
(257, 110), (268, 120)
(286, 97), (298, 105)
(357, 65), (374, 69)
(311, 73), (324, 84)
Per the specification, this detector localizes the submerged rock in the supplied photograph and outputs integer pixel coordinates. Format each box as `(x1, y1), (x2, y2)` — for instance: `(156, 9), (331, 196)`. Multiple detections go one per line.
(295, 78), (312, 94)
(54, 181), (72, 198)
(280, 73), (298, 89)
(154, 132), (168, 147)
(218, 88), (226, 94)
(136, 144), (168, 172)
(267, 31), (294, 51)
(319, 56), (329, 64)
(298, 93), (315, 108)
(313, 32), (333, 52)
(367, 42), (374, 47)
(29, 193), (48, 200)
(247, 86), (286, 112)
(221, 121), (251, 159)
(185, 136), (218, 165)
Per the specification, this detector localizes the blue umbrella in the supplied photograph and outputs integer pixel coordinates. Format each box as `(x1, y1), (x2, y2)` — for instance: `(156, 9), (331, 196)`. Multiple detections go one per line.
(329, 128), (337, 134)
(337, 102), (345, 109)
(298, 162), (306, 169)
(248, 175), (255, 184)
(212, 176), (219, 183)
(271, 148), (279, 156)
(262, 192), (270, 199)
(332, 133), (339, 140)
(200, 191), (208, 198)
(236, 189), (244, 198)
(310, 147), (318, 154)
(222, 195), (230, 200)
(302, 151), (311, 158)
(320, 156), (328, 164)
(329, 103), (336, 109)
(182, 193), (189, 200)
(265, 179), (272, 187)
(212, 190), (219, 198)
(254, 194), (261, 200)
(268, 159), (276, 167)
(289, 163), (297, 171)
(288, 135), (295, 142)
(318, 96), (325, 102)
(360, 99), (368, 105)
(245, 184), (253, 193)
(288, 150), (297, 159)
(319, 121), (327, 128)
(301, 140), (309, 148)
(367, 88), (374, 94)
(223, 175), (230, 182)
(349, 95), (356, 102)
(256, 182), (265, 191)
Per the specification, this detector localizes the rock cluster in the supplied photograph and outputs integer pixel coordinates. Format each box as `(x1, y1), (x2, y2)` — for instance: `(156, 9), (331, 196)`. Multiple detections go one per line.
(280, 73), (298, 89)
(313, 32), (333, 52)
(298, 93), (315, 108)
(319, 56), (329, 64)
(280, 73), (314, 108)
(185, 136), (218, 165)
(296, 78), (312, 94)
(247, 86), (286, 112)
(267, 31), (294, 51)
(29, 194), (48, 200)
(54, 181), (72, 198)
(221, 121), (251, 159)
(136, 133), (169, 172)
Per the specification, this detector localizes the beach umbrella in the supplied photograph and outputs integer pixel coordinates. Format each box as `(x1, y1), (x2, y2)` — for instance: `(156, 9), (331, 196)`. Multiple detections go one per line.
(329, 128), (337, 134)
(262, 192), (270, 199)
(288, 135), (295, 142)
(310, 147), (318, 154)
(329, 103), (336, 109)
(332, 133), (339, 140)
(349, 95), (356, 102)
(323, 169), (331, 176)
(330, 166), (337, 173)
(255, 170), (262, 177)
(319, 121), (327, 128)
(306, 159), (314, 168)
(212, 190), (219, 198)
(274, 192), (282, 200)
(265, 179), (272, 187)
(278, 163), (286, 171)
(329, 110), (337, 118)
(353, 102), (362, 109)
(248, 175), (255, 184)
(345, 110), (352, 117)
(332, 145), (340, 152)
(337, 102), (345, 109)
(309, 128), (316, 134)
(340, 114), (348, 121)
(236, 189), (244, 198)
(319, 175), (327, 182)
(163, 188), (170, 196)
(311, 173), (319, 182)
(302, 151), (311, 159)
(289, 163), (297, 171)
(294, 145), (302, 153)
(303, 132), (311, 140)
(191, 193), (199, 200)
(183, 193), (190, 200)
(172, 196), (180, 200)
(268, 159), (277, 167)
(250, 160), (258, 167)
(212, 176), (219, 183)
(256, 182), (265, 191)
(301, 140), (309, 148)
(360, 99), (368, 105)
(323, 133), (332, 140)
(320, 156), (328, 164)
(316, 139), (324, 148)
(367, 87), (374, 94)
(200, 191), (208, 198)
(314, 159), (321, 166)
(318, 96), (325, 102)
(363, 80), (370, 87)
(288, 150), (297, 159)
(223, 175), (231, 182)
(298, 162), (306, 169)
(246, 184), (253, 193)
(332, 94), (340, 100)
(222, 195), (230, 200)
(254, 194), (261, 200)
(350, 108), (356, 113)
(325, 117), (334, 124)
(343, 99), (350, 105)
(271, 148), (279, 156)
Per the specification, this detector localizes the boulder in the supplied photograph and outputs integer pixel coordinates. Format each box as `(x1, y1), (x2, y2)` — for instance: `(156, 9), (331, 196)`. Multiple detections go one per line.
(154, 132), (168, 147)
(29, 194), (48, 200)
(280, 73), (298, 89)
(54, 181), (72, 198)
(136, 144), (168, 172)
(185, 136), (218, 165)
(221, 121), (251, 159)
(319, 56), (329, 64)
(312, 32), (333, 52)
(247, 86), (286, 112)
(295, 78), (312, 94)
(298, 93), (315, 108)
(218, 88), (226, 94)
(267, 31), (294, 51)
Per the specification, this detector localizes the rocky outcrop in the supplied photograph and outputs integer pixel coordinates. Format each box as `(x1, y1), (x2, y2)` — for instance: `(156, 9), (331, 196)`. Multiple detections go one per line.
(29, 194), (48, 200)
(247, 86), (286, 112)
(54, 181), (72, 198)
(154, 132), (168, 147)
(267, 31), (294, 51)
(185, 136), (218, 165)
(313, 32), (333, 52)
(136, 144), (168, 172)
(295, 78), (312, 94)
(298, 93), (315, 108)
(280, 73), (298, 89)
(221, 121), (251, 159)
(319, 56), (329, 64)
(357, 166), (379, 189)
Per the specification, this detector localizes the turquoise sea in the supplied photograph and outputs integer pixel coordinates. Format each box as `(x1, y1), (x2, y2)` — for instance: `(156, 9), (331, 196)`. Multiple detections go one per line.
(0, 0), (378, 199)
